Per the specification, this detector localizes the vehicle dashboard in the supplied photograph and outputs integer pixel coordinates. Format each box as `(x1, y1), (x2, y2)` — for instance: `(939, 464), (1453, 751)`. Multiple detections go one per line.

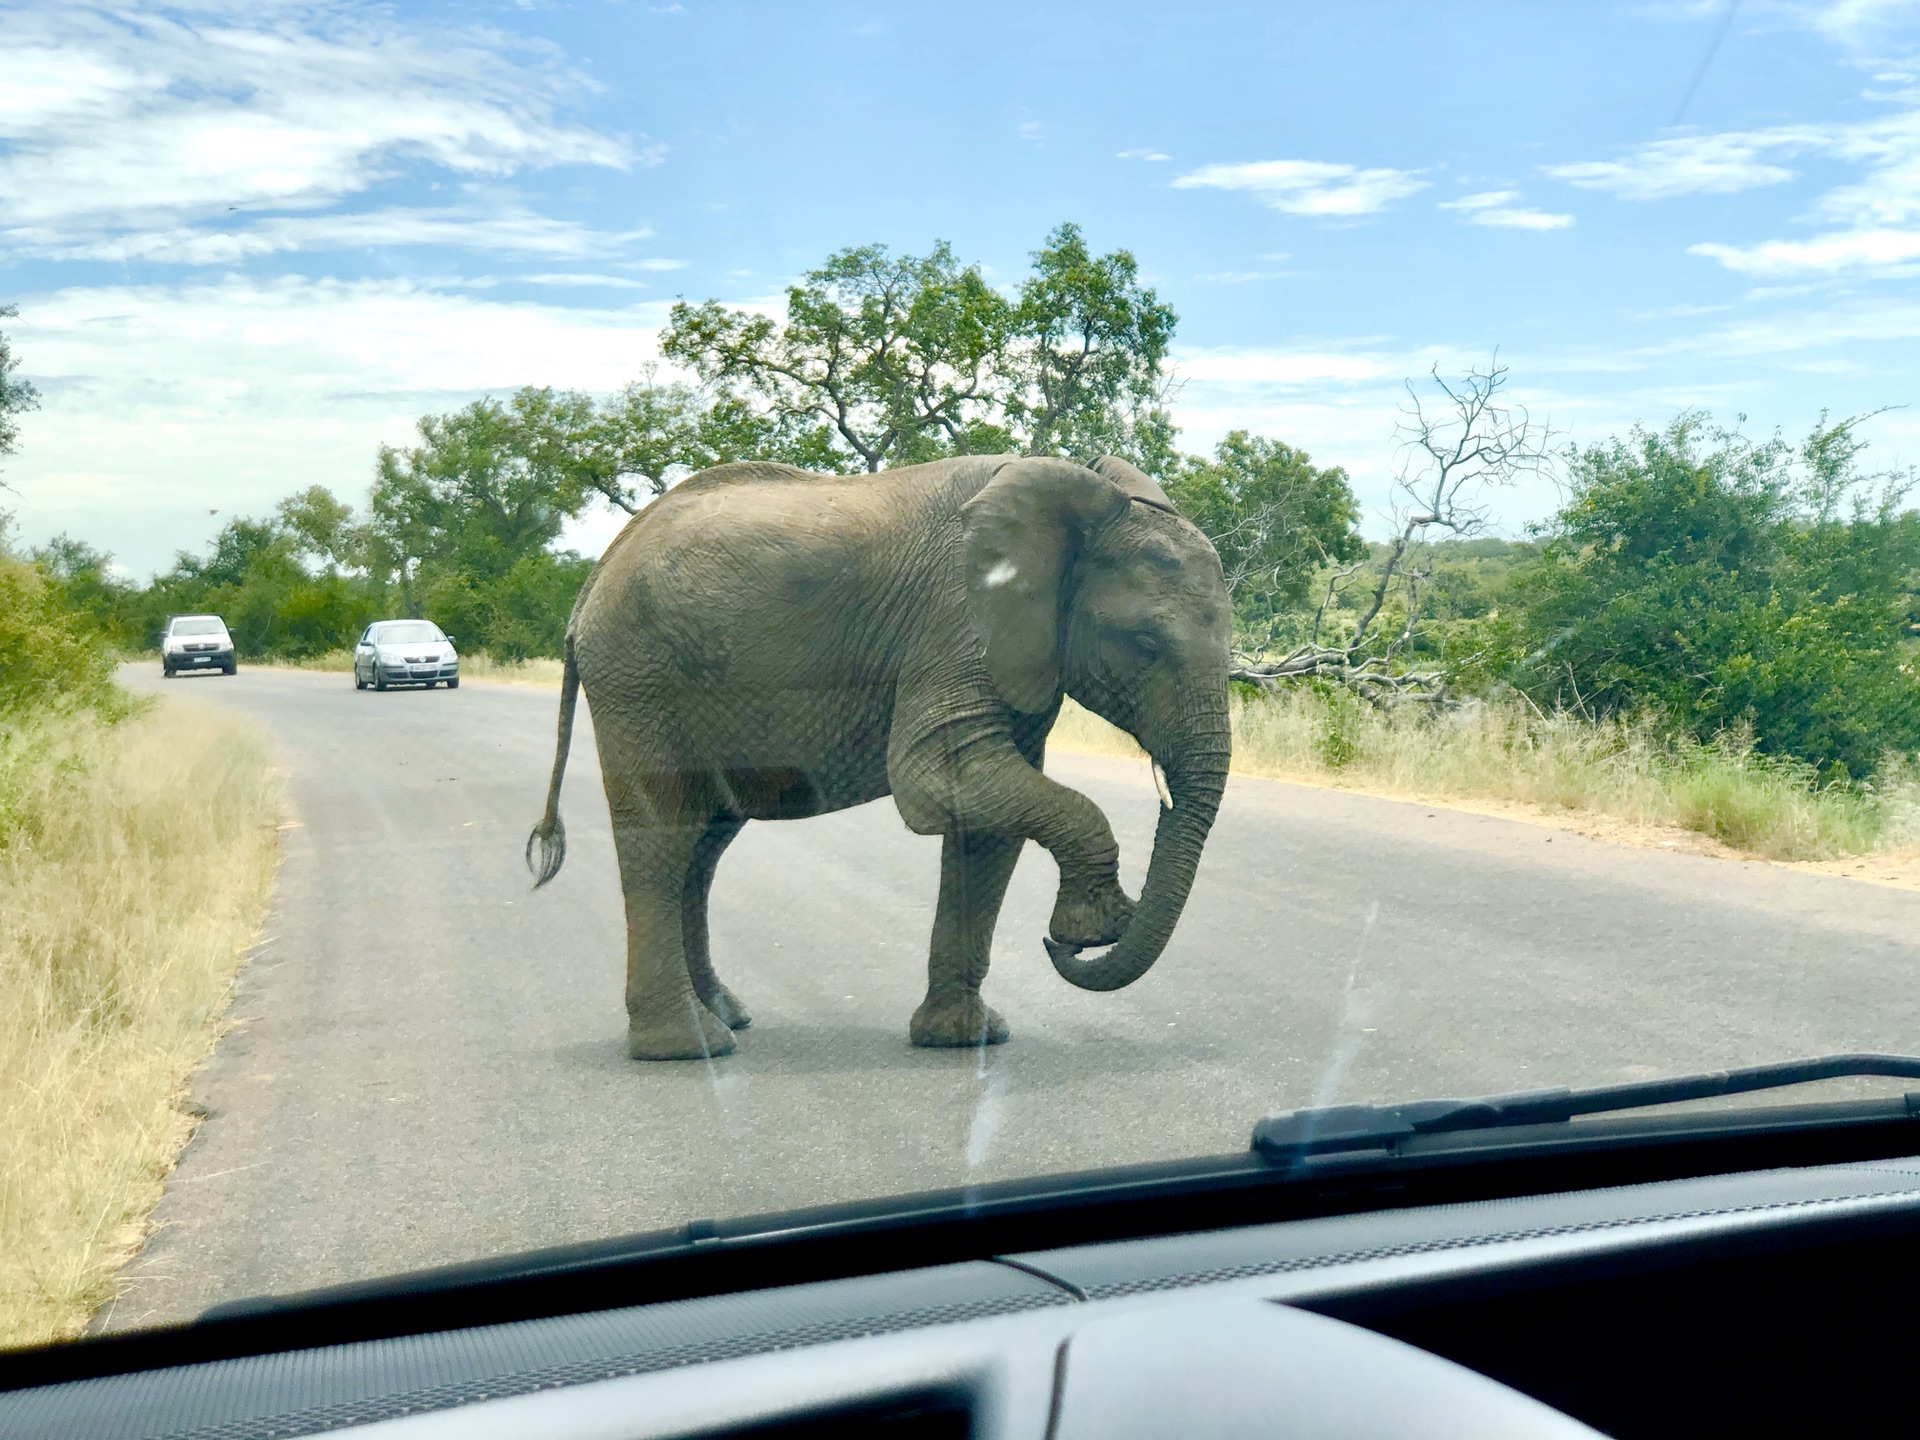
(7, 1153), (1919, 1438)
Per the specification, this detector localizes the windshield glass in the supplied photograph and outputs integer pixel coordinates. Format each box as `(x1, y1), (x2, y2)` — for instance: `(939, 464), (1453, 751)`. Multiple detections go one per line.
(4, 0), (1920, 1353)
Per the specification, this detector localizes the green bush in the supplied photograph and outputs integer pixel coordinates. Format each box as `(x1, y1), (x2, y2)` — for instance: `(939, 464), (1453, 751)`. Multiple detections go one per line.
(1509, 414), (1920, 777)
(0, 548), (122, 720)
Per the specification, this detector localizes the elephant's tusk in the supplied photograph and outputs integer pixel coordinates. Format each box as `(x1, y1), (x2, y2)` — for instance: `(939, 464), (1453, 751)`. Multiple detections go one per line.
(1043, 936), (1117, 965)
(1151, 760), (1174, 811)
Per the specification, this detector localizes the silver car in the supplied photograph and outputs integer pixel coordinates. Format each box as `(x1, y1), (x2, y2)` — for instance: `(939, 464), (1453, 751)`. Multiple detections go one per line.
(353, 620), (460, 691)
(161, 614), (236, 677)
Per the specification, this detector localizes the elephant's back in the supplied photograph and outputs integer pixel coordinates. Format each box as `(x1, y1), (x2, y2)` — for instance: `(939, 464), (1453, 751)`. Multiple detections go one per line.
(570, 457), (987, 770)
(587, 454), (1001, 610)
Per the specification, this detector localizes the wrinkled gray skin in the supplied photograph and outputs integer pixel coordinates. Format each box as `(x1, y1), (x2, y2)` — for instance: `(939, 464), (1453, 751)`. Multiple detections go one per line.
(527, 454), (1232, 1060)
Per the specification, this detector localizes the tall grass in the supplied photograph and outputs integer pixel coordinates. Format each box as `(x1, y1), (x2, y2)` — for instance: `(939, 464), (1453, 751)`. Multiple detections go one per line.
(262, 650), (566, 685)
(0, 699), (280, 1347)
(1052, 687), (1920, 863)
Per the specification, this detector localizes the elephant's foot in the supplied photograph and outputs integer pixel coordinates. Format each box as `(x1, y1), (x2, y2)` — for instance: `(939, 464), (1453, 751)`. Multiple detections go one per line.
(699, 982), (752, 1031)
(1048, 875), (1135, 948)
(628, 1000), (737, 1060)
(910, 989), (1010, 1048)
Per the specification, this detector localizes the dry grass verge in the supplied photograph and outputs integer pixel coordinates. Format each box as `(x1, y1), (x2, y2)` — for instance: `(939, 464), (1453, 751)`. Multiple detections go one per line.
(0, 699), (280, 1347)
(1051, 690), (1920, 871)
(263, 650), (565, 685)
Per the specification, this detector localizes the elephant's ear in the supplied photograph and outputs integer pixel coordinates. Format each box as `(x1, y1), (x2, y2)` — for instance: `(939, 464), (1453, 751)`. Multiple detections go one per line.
(961, 457), (1130, 713)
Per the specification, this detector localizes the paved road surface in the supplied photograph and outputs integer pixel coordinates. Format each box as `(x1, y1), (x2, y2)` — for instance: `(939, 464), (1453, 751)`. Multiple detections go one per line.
(102, 666), (1920, 1331)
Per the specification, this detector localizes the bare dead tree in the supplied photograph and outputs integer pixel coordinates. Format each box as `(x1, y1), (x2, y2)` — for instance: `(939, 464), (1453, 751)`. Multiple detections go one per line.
(1231, 358), (1551, 704)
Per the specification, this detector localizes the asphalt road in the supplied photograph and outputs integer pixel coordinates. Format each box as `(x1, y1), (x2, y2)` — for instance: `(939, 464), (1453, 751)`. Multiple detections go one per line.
(102, 665), (1920, 1331)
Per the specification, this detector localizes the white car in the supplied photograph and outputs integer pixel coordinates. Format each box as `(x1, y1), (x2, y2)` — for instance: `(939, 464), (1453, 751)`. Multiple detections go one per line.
(353, 620), (460, 691)
(161, 614), (236, 677)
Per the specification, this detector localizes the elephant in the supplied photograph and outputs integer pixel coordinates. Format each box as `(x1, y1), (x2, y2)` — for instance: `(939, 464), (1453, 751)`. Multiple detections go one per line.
(525, 453), (1232, 1060)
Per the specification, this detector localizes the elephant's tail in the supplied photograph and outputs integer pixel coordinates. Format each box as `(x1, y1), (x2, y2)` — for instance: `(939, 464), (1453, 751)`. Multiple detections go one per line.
(526, 635), (580, 888)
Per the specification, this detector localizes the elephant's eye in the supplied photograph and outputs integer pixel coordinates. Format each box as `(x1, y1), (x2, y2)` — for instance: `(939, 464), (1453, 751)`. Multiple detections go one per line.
(1130, 630), (1162, 663)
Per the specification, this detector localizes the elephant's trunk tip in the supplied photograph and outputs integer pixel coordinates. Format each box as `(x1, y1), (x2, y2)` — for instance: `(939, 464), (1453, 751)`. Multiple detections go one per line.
(525, 814), (567, 888)
(1044, 935), (1128, 991)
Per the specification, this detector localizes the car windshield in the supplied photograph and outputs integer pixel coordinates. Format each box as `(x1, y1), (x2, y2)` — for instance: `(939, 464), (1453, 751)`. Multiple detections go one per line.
(4, 0), (1920, 1355)
(375, 623), (444, 645)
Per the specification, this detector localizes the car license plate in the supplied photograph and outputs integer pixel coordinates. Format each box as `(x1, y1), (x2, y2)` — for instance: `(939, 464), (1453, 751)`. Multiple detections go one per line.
(411, 665), (436, 676)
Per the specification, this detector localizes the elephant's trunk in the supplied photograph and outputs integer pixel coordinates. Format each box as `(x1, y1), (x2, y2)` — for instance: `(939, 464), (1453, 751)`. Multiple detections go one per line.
(1047, 708), (1231, 993)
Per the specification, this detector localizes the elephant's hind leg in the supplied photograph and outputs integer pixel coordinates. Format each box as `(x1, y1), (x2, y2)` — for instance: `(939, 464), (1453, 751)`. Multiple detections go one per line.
(910, 829), (1020, 1048)
(683, 814), (751, 1030)
(611, 805), (737, 1061)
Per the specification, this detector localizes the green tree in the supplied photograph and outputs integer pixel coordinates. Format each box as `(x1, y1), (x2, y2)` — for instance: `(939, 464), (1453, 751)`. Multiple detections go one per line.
(1512, 413), (1920, 776)
(663, 241), (1011, 472)
(28, 535), (143, 649)
(1005, 223), (1177, 472)
(569, 373), (838, 511)
(0, 304), (38, 474)
(661, 225), (1177, 474)
(1165, 431), (1362, 645)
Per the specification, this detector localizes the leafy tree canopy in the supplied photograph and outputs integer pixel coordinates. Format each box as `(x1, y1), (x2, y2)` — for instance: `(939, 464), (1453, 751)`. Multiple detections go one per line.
(662, 223), (1176, 474)
(1511, 413), (1920, 776)
(0, 304), (38, 470)
(1163, 432), (1362, 629)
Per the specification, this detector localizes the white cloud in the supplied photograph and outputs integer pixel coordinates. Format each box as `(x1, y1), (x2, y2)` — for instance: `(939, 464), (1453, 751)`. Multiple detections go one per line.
(522, 273), (653, 289)
(13, 209), (655, 263)
(1172, 159), (1429, 217)
(1546, 133), (1803, 199)
(1441, 190), (1521, 210)
(1174, 347), (1395, 384)
(1807, 0), (1920, 44)
(1439, 190), (1574, 229)
(0, 2), (638, 257)
(1473, 208), (1575, 230)
(1690, 226), (1920, 271)
(1117, 148), (1172, 162)
(3, 275), (676, 574)
(1554, 106), (1920, 275)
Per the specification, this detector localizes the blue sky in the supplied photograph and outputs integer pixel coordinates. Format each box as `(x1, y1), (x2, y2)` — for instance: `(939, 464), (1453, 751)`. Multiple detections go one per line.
(7, 0), (1920, 575)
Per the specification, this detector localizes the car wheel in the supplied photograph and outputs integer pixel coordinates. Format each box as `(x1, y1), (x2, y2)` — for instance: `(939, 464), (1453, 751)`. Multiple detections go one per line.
(224, 662), (237, 675)
(163, 665), (175, 679)
(424, 680), (437, 689)
(354, 666), (366, 690)
(446, 676), (459, 690)
(374, 669), (388, 692)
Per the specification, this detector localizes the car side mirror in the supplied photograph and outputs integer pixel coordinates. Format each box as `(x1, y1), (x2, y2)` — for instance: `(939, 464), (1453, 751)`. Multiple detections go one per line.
(444, 635), (456, 645)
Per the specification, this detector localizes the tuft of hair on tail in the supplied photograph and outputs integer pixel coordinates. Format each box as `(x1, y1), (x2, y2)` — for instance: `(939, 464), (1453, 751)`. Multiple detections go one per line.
(526, 814), (568, 888)
(525, 634), (582, 889)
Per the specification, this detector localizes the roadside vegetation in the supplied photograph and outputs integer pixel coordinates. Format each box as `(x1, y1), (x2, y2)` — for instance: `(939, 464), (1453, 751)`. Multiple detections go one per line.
(0, 535), (280, 1345)
(11, 230), (1920, 872)
(1054, 692), (1920, 864)
(264, 649), (566, 685)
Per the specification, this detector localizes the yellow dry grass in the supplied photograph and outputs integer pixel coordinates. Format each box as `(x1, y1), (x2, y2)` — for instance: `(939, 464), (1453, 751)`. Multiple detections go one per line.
(265, 650), (566, 685)
(0, 698), (280, 1347)
(1050, 692), (1920, 873)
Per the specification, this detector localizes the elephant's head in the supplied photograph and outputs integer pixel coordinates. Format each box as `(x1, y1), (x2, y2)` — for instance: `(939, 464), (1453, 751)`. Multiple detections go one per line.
(962, 455), (1233, 992)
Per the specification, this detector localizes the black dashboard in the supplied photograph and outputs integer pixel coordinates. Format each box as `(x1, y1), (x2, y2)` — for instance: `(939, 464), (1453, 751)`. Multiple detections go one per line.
(6, 1152), (1919, 1438)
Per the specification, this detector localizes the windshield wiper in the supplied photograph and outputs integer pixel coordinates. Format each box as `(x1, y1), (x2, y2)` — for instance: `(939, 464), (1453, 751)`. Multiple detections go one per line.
(1253, 1053), (1920, 1162)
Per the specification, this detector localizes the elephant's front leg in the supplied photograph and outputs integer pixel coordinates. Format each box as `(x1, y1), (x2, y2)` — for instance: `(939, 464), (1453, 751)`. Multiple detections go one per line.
(911, 829), (1021, 1048)
(892, 732), (1135, 956)
(611, 809), (737, 1060)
